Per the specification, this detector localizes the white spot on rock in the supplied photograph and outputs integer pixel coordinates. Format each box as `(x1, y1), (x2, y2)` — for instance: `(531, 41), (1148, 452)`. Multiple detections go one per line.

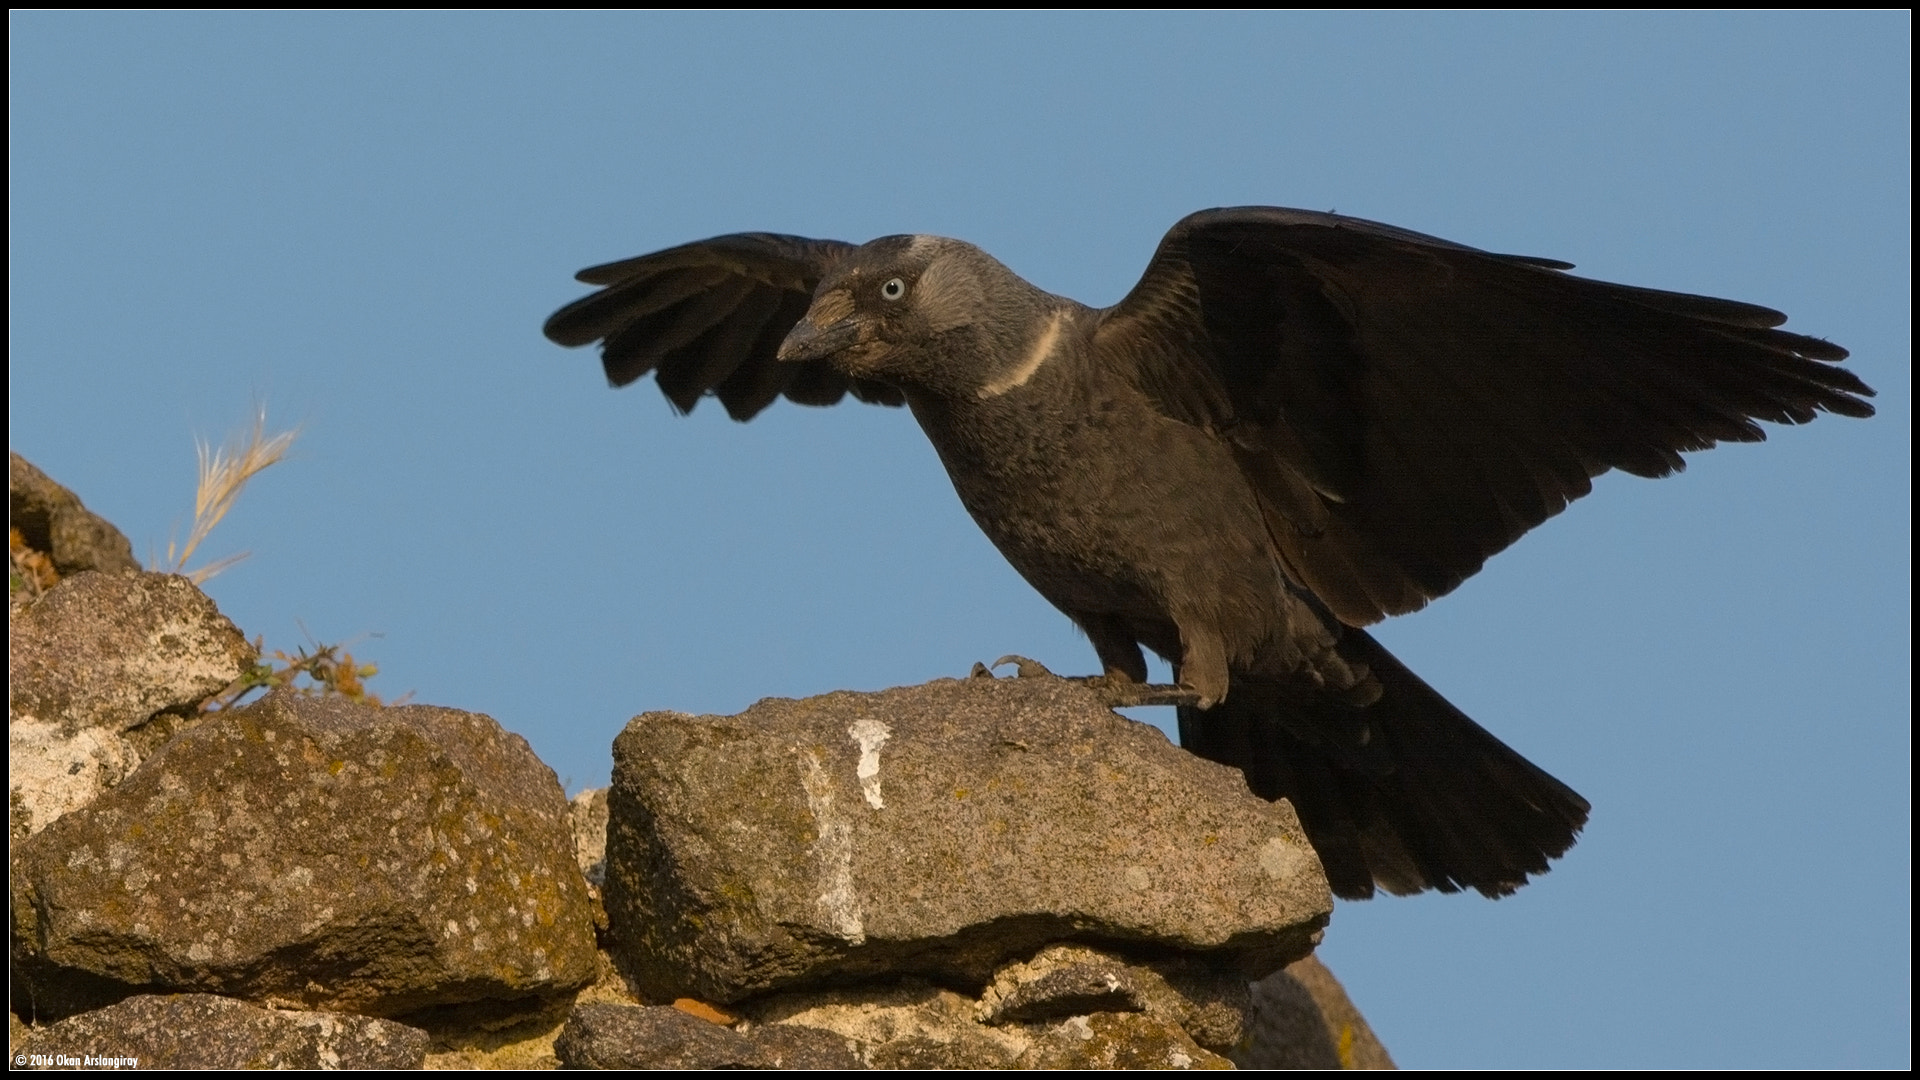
(800, 750), (865, 943)
(7, 719), (136, 839)
(848, 717), (892, 810)
(1258, 836), (1312, 881)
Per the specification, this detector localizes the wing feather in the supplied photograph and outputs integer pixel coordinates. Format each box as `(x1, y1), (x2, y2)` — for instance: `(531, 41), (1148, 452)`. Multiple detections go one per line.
(544, 232), (905, 421)
(1098, 207), (1874, 624)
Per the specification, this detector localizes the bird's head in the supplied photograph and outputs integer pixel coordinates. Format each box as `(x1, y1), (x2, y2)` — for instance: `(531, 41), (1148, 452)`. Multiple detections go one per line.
(777, 235), (1054, 399)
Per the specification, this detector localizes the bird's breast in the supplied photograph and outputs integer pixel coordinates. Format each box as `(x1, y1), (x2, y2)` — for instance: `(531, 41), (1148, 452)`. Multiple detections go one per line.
(905, 383), (1282, 625)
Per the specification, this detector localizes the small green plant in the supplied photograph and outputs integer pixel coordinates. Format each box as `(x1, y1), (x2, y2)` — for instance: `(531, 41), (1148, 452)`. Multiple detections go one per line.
(204, 633), (410, 712)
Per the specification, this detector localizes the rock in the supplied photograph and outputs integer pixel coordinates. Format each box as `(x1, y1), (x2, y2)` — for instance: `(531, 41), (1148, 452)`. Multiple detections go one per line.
(604, 676), (1331, 1004)
(753, 964), (1232, 1069)
(867, 1031), (1019, 1069)
(568, 787), (612, 938)
(417, 955), (649, 1071)
(1142, 956), (1258, 1058)
(9, 571), (254, 739)
(9, 570), (254, 842)
(554, 1001), (867, 1069)
(987, 958), (1149, 1024)
(748, 1019), (867, 1068)
(982, 944), (1252, 1056)
(1012, 1011), (1232, 1070)
(8, 720), (136, 850)
(11, 692), (598, 1021)
(1238, 955), (1396, 1069)
(413, 1001), (574, 1071)
(12, 994), (428, 1069)
(553, 1003), (759, 1069)
(569, 787), (609, 888)
(9, 453), (140, 580)
(748, 980), (1027, 1069)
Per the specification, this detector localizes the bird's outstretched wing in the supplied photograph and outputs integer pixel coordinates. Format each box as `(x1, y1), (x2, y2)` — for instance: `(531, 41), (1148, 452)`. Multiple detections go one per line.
(1097, 206), (1875, 626)
(543, 232), (906, 419)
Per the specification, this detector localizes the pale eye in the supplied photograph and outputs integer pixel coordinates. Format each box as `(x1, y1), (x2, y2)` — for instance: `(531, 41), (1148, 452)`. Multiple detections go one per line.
(880, 277), (907, 301)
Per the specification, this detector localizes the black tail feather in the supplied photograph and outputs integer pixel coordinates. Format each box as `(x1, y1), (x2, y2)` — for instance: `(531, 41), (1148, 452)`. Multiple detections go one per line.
(1179, 629), (1590, 900)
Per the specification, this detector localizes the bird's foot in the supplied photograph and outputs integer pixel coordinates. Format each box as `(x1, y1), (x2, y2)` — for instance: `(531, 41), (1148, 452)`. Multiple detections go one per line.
(1095, 678), (1206, 709)
(969, 656), (1202, 708)
(991, 654), (1056, 679)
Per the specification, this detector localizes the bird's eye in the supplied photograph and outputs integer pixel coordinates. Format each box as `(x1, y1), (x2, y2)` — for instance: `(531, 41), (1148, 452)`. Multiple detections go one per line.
(880, 277), (907, 301)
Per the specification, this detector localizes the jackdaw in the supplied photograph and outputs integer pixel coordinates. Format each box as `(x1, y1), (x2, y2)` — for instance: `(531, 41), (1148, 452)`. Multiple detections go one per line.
(544, 206), (1873, 900)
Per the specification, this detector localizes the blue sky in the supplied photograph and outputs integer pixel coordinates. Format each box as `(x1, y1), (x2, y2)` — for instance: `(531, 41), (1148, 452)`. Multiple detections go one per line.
(11, 13), (1908, 1068)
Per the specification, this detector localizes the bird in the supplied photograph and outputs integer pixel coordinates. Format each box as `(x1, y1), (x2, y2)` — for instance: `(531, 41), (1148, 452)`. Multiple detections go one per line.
(543, 206), (1873, 901)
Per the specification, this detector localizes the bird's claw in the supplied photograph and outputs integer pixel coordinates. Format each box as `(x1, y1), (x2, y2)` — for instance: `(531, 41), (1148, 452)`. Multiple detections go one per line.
(970, 657), (1203, 708)
(991, 654), (1056, 679)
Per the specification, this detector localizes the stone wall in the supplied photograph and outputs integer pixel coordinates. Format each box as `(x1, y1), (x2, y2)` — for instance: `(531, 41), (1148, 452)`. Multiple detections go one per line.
(9, 454), (1391, 1069)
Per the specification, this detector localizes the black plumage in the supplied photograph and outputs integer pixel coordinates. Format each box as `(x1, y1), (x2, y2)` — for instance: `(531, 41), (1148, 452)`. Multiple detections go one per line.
(544, 207), (1873, 900)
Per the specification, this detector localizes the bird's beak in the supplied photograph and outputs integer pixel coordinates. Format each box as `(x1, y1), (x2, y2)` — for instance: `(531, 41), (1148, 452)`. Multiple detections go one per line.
(777, 315), (863, 365)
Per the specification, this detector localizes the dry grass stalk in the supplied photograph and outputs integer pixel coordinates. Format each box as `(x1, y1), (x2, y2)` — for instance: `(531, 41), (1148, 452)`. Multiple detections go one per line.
(166, 407), (298, 583)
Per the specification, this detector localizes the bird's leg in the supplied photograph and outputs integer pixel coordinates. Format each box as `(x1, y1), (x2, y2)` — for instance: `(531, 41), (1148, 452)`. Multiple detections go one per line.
(1081, 615), (1150, 688)
(1079, 618), (1198, 705)
(1174, 626), (1230, 709)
